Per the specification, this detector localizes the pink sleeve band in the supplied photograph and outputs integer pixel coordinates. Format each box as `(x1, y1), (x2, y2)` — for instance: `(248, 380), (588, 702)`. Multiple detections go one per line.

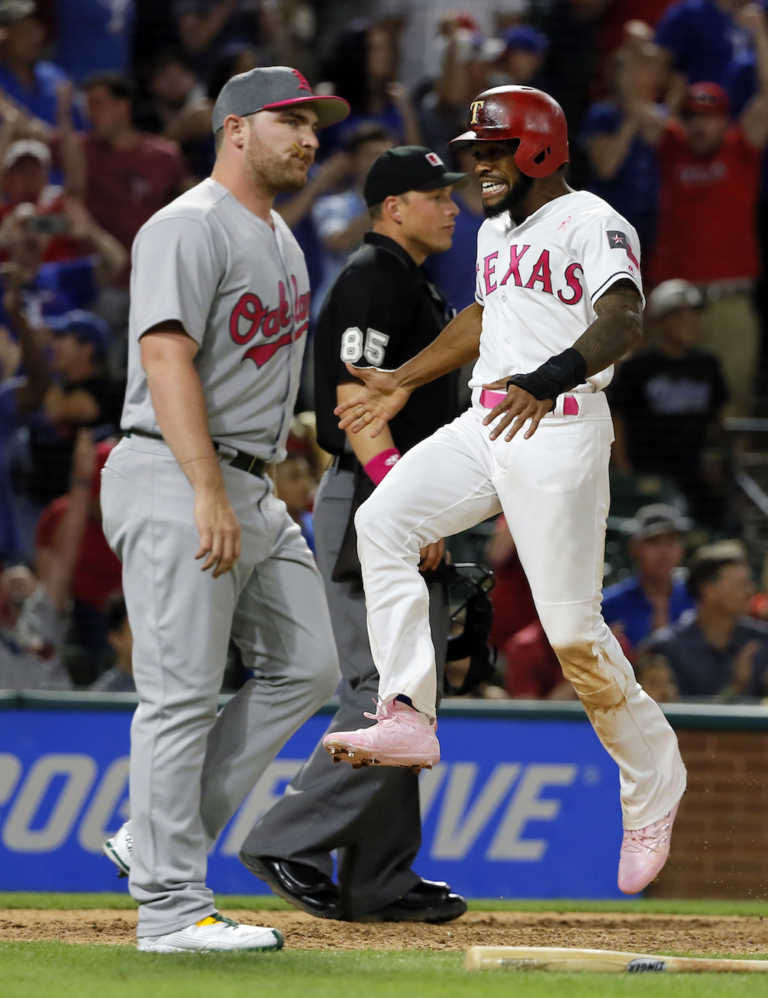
(364, 447), (401, 485)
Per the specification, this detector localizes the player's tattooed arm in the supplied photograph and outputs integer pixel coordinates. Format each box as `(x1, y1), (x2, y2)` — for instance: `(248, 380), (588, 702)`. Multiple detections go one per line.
(482, 280), (643, 442)
(572, 280), (644, 375)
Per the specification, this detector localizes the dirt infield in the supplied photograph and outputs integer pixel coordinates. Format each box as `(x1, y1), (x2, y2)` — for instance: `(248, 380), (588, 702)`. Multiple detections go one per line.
(2, 908), (768, 953)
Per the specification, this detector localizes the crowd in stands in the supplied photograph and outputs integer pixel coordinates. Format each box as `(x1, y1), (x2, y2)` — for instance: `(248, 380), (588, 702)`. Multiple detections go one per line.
(3, 0), (768, 707)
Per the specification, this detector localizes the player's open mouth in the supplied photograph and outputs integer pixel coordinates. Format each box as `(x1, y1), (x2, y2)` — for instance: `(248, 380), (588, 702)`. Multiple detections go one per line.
(480, 180), (507, 198)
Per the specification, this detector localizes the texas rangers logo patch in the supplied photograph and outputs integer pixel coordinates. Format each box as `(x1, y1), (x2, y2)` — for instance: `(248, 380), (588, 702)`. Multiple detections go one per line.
(606, 230), (640, 269)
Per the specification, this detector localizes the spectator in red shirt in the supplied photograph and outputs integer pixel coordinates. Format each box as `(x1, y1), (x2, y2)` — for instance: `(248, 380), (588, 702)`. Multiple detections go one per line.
(35, 437), (122, 672)
(650, 62), (768, 413)
(485, 515), (574, 699)
(76, 72), (190, 284)
(1, 137), (52, 206)
(485, 514), (538, 651)
(0, 138), (124, 265)
(503, 620), (574, 700)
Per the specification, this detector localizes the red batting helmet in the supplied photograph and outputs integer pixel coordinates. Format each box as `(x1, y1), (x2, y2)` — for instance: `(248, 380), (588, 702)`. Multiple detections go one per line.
(451, 85), (569, 178)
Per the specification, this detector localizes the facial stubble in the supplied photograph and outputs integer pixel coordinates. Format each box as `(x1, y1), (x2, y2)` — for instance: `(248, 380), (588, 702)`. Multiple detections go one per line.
(483, 172), (534, 222)
(246, 126), (311, 195)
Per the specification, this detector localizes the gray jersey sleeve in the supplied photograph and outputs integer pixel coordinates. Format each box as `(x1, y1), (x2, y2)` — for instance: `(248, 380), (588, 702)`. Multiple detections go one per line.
(131, 216), (225, 345)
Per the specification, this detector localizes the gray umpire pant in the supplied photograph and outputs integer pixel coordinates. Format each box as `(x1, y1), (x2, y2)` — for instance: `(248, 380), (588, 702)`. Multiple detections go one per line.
(101, 436), (339, 938)
(239, 464), (448, 917)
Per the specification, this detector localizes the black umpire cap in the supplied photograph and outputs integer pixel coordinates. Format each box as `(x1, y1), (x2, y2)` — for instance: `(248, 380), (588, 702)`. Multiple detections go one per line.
(363, 146), (466, 207)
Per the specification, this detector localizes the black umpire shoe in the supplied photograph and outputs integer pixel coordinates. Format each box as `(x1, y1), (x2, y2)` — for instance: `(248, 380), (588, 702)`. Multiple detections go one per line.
(240, 854), (341, 919)
(351, 878), (467, 923)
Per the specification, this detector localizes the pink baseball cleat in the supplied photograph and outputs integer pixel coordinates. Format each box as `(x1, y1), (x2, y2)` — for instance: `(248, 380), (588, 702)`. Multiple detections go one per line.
(617, 801), (680, 894)
(322, 699), (440, 771)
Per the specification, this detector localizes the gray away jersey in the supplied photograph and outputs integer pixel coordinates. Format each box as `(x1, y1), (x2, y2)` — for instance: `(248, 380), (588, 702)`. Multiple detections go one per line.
(121, 177), (310, 461)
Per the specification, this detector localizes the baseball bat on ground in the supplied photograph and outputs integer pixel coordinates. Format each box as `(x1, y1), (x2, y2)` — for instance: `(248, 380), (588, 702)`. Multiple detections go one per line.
(465, 946), (768, 973)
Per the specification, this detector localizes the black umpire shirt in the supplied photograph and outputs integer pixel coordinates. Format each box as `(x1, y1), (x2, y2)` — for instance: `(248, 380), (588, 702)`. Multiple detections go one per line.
(314, 231), (460, 457)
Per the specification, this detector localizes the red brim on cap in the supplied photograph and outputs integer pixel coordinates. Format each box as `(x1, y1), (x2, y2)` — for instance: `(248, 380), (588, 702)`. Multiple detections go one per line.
(261, 95), (351, 129)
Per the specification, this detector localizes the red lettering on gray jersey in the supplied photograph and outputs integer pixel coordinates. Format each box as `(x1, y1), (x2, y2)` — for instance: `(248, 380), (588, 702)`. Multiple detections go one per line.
(229, 277), (311, 368)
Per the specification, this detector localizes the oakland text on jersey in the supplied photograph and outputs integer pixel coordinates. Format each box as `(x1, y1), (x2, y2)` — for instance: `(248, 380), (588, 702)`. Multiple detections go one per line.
(229, 274), (310, 369)
(477, 243), (585, 305)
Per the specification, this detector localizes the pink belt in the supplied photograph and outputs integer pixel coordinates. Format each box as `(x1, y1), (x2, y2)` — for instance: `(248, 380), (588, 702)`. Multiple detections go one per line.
(479, 388), (580, 415)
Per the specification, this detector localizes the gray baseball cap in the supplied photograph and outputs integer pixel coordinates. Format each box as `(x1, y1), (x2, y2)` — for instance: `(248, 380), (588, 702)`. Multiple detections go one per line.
(646, 279), (704, 320)
(211, 66), (350, 134)
(627, 504), (691, 540)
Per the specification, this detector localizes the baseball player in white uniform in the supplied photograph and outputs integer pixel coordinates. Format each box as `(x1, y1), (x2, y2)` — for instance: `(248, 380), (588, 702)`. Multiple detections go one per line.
(99, 67), (348, 952)
(323, 87), (687, 896)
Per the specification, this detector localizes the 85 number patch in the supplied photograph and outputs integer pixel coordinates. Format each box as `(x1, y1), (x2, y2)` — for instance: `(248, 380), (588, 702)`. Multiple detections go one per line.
(340, 326), (390, 366)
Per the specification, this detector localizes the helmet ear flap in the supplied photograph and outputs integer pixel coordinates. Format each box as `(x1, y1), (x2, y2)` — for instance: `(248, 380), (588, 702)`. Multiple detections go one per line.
(515, 135), (559, 178)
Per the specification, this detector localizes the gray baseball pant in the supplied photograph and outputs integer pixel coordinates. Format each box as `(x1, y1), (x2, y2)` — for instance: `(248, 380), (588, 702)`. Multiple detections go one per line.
(101, 436), (339, 938)
(239, 464), (448, 917)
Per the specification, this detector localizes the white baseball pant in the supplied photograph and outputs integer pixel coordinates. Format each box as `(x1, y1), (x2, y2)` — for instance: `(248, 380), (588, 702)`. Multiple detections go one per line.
(354, 392), (686, 829)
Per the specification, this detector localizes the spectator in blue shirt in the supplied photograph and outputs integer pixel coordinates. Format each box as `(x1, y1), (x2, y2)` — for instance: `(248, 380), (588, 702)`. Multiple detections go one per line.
(310, 123), (393, 320)
(52, 0), (136, 83)
(0, 311), (47, 560)
(424, 144), (482, 315)
(0, 253), (63, 561)
(492, 25), (550, 92)
(648, 540), (768, 699)
(603, 504), (694, 653)
(0, 1), (84, 130)
(656, 0), (756, 88)
(581, 39), (668, 256)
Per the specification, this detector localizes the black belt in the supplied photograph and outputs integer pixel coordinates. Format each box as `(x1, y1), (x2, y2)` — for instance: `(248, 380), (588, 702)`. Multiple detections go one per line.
(333, 452), (358, 472)
(124, 429), (267, 478)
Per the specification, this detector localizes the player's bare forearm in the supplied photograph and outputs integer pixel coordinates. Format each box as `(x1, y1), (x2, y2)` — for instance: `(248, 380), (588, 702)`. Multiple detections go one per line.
(141, 325), (220, 485)
(481, 281), (642, 443)
(337, 382), (397, 463)
(397, 302), (483, 391)
(572, 280), (643, 375)
(142, 323), (241, 576)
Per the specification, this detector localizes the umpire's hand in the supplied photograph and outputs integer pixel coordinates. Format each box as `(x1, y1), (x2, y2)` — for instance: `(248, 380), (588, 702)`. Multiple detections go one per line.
(419, 538), (446, 573)
(194, 481), (241, 578)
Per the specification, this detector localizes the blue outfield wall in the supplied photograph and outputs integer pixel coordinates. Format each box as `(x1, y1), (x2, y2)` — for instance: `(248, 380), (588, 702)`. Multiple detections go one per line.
(2, 694), (762, 899)
(1, 695), (625, 899)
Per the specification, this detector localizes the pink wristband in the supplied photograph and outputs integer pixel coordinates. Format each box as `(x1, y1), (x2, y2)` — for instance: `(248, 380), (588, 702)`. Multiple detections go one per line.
(364, 447), (401, 485)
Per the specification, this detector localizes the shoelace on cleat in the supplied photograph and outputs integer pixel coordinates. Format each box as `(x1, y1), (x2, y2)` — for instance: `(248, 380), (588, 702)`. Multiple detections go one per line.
(622, 816), (673, 855)
(363, 697), (396, 723)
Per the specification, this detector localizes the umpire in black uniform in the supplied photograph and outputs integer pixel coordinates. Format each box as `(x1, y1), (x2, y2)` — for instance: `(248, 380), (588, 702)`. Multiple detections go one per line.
(240, 148), (467, 922)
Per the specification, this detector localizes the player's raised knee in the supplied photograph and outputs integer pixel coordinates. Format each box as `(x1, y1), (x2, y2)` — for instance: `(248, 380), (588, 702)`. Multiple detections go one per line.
(354, 491), (388, 541)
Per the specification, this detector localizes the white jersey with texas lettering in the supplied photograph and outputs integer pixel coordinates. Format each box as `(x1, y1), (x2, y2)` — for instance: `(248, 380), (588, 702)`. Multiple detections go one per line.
(121, 177), (310, 461)
(469, 189), (644, 394)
